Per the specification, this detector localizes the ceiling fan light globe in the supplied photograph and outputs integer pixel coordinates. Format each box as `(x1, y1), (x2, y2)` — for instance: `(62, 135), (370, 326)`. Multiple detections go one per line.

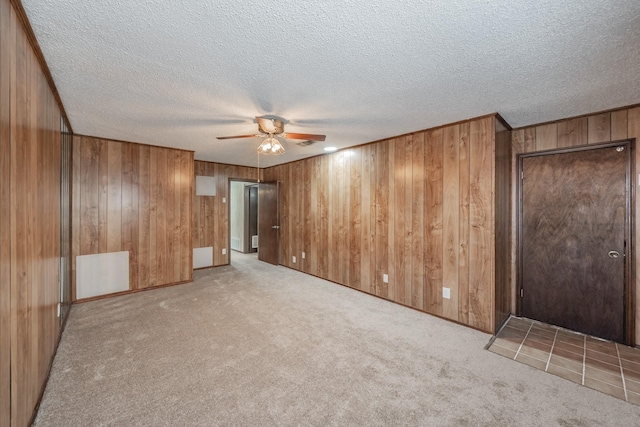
(257, 136), (284, 155)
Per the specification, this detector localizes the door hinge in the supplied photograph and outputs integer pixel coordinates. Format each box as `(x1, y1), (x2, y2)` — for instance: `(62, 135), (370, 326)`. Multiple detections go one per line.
(520, 288), (523, 298)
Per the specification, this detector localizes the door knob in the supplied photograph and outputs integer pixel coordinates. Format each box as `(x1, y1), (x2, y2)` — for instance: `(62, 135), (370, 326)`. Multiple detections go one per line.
(608, 250), (620, 259)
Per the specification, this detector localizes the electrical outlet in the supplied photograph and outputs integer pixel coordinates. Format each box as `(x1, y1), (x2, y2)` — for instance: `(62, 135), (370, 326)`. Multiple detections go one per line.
(292, 256), (297, 263)
(222, 248), (227, 255)
(443, 287), (451, 299)
(302, 252), (306, 259)
(222, 197), (226, 203)
(383, 274), (389, 283)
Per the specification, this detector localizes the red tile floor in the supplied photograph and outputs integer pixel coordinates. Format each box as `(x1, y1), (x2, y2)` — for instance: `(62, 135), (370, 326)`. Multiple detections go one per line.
(488, 316), (640, 405)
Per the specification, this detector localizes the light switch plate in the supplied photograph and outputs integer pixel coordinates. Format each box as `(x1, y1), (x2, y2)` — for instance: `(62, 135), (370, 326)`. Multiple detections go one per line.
(222, 248), (227, 255)
(292, 256), (297, 263)
(222, 197), (226, 203)
(443, 287), (451, 299)
(302, 252), (306, 259)
(383, 274), (389, 283)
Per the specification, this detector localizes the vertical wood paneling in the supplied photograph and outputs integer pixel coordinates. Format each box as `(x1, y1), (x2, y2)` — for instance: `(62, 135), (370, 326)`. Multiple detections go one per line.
(297, 163), (305, 270)
(148, 147), (158, 286)
(180, 153), (192, 280)
(360, 145), (372, 294)
(349, 151), (361, 289)
(166, 153), (177, 277)
(97, 139), (108, 253)
(403, 136), (414, 307)
(393, 137), (406, 303)
(265, 115), (502, 333)
(121, 143), (134, 288)
(319, 157), (330, 278)
(327, 157), (336, 280)
(375, 141), (389, 298)
(157, 148), (168, 284)
(3, 0), (63, 422)
(219, 165), (230, 265)
(588, 113), (611, 144)
(425, 129), (443, 315)
(73, 137), (193, 296)
(303, 159), (312, 273)
(106, 142), (122, 253)
(494, 119), (511, 330)
(523, 128), (536, 153)
(387, 140), (396, 302)
(280, 166), (291, 267)
(557, 117), (588, 148)
(611, 110), (629, 141)
(468, 117), (494, 332)
(71, 135), (81, 299)
(310, 158), (320, 276)
(458, 123), (471, 323)
(535, 123), (557, 151)
(0, 2), (12, 421)
(192, 161), (258, 267)
(137, 144), (150, 289)
(369, 145), (378, 295)
(80, 139), (99, 255)
(442, 125), (460, 321)
(341, 152), (351, 287)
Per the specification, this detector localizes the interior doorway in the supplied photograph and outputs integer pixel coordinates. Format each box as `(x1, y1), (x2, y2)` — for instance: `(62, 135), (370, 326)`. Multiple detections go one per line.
(229, 180), (259, 262)
(517, 141), (634, 344)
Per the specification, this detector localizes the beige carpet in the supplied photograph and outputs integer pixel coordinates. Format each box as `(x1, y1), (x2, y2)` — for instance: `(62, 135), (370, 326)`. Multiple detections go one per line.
(35, 253), (640, 426)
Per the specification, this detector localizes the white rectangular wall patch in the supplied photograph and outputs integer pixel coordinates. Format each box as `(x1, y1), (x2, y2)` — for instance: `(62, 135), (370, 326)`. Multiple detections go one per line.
(193, 246), (213, 269)
(76, 251), (129, 300)
(231, 237), (241, 251)
(196, 175), (216, 196)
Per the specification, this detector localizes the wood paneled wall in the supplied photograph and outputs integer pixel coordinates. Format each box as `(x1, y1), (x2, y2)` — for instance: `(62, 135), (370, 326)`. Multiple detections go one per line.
(193, 161), (259, 266)
(72, 136), (194, 298)
(0, 0), (63, 424)
(495, 120), (512, 330)
(263, 115), (508, 333)
(512, 106), (640, 344)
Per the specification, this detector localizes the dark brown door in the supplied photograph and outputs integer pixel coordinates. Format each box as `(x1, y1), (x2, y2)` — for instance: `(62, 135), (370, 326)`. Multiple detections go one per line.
(520, 144), (629, 343)
(258, 181), (279, 265)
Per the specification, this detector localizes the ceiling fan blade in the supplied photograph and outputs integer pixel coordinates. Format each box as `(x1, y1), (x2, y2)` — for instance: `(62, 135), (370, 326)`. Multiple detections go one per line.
(285, 132), (326, 141)
(216, 134), (259, 140)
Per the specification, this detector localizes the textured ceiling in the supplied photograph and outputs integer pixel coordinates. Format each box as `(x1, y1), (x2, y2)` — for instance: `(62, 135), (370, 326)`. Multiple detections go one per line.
(21, 0), (640, 167)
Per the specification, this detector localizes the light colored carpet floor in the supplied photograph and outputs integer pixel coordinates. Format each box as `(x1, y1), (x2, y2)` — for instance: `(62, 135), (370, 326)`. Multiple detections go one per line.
(35, 253), (640, 426)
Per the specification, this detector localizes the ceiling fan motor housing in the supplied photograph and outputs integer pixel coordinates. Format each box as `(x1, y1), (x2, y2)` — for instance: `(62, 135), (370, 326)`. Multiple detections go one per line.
(257, 117), (285, 135)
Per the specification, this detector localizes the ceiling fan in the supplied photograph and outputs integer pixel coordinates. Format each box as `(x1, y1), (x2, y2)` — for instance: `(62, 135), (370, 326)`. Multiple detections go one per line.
(216, 116), (326, 155)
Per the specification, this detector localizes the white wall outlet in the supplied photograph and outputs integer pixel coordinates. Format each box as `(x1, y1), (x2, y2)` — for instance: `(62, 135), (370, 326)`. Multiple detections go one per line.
(302, 252), (306, 259)
(222, 248), (227, 255)
(222, 197), (227, 203)
(292, 256), (297, 263)
(383, 274), (389, 283)
(443, 287), (451, 299)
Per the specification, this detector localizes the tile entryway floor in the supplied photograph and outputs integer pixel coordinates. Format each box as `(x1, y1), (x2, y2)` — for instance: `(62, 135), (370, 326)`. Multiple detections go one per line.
(488, 316), (640, 405)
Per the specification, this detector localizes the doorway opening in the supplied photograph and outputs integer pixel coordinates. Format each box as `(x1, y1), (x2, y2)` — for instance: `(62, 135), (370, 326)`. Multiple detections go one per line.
(517, 141), (635, 345)
(229, 180), (259, 264)
(228, 179), (280, 266)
